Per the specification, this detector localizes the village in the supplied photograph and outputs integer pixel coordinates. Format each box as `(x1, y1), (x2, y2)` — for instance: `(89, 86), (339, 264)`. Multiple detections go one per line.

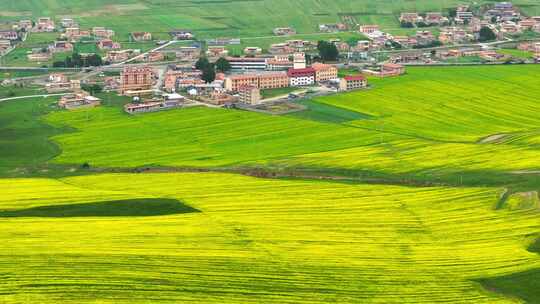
(1, 1), (539, 114)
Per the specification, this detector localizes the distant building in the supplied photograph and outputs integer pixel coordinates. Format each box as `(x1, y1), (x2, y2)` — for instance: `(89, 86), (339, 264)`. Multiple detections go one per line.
(273, 27), (296, 36)
(59, 91), (101, 109)
(206, 46), (229, 58)
(243, 46), (262, 56)
(61, 18), (77, 28)
(170, 29), (194, 40)
(400, 13), (421, 24)
(339, 75), (367, 91)
(98, 39), (120, 50)
(131, 32), (152, 41)
(92, 27), (115, 39)
(50, 41), (73, 52)
(175, 46), (200, 61)
(0, 31), (18, 41)
(119, 66), (154, 95)
(287, 67), (315, 87)
(359, 25), (380, 34)
(34, 17), (55, 32)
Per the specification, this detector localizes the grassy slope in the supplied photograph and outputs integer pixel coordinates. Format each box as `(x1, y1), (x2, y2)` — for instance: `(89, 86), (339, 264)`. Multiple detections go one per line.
(0, 97), (69, 175)
(2, 0), (540, 39)
(0, 172), (537, 303)
(43, 66), (540, 186)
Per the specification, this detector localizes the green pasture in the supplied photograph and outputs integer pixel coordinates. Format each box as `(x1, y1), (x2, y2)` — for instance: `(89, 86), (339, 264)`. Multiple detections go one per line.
(3, 0), (540, 40)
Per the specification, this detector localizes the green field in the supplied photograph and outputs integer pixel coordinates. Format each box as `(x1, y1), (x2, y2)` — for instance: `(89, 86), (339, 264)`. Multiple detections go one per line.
(2, 0), (540, 40)
(0, 63), (540, 302)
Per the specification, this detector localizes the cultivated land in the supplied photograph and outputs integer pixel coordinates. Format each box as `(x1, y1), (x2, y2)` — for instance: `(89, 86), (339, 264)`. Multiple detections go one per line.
(0, 65), (539, 302)
(43, 66), (540, 185)
(0, 173), (538, 303)
(2, 0), (540, 39)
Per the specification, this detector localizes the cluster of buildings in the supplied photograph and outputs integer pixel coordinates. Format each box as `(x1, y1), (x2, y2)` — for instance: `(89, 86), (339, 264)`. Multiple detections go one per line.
(318, 23), (347, 33)
(399, 12), (449, 26)
(46, 73), (81, 93)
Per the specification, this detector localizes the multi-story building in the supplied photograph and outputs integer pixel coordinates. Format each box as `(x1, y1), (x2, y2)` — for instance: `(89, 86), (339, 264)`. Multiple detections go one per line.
(237, 85), (261, 104)
(119, 66), (154, 95)
(293, 53), (306, 69)
(224, 72), (289, 91)
(311, 63), (338, 82)
(339, 75), (367, 91)
(359, 25), (380, 34)
(227, 57), (268, 71)
(287, 68), (315, 87)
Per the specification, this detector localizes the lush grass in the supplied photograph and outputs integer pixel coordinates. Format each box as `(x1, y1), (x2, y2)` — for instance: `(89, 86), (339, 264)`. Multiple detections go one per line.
(497, 49), (534, 59)
(0, 69), (49, 79)
(289, 99), (374, 124)
(0, 172), (537, 303)
(0, 96), (68, 176)
(45, 102), (393, 168)
(260, 87), (298, 99)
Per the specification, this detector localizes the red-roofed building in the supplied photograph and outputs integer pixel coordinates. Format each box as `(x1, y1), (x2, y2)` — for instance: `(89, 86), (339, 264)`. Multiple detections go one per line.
(339, 75), (367, 91)
(288, 67), (315, 86)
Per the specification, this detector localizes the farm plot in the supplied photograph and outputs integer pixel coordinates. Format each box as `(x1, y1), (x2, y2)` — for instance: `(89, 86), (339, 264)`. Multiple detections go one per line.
(315, 65), (540, 142)
(45, 104), (399, 168)
(0, 172), (538, 303)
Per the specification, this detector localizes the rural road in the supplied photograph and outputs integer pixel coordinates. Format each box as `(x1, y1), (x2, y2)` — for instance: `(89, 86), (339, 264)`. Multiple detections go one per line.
(0, 93), (67, 103)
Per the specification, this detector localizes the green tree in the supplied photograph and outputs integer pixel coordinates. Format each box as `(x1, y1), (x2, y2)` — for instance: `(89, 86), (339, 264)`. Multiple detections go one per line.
(317, 41), (339, 62)
(195, 57), (210, 70)
(215, 57), (231, 73)
(479, 26), (496, 42)
(201, 64), (216, 83)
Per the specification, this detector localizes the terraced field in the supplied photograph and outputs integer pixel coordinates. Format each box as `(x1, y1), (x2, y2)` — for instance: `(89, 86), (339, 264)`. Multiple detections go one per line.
(2, 0), (540, 39)
(0, 173), (538, 303)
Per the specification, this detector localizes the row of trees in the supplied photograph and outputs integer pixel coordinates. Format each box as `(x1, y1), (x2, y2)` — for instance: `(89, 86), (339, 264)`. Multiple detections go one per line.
(52, 52), (103, 68)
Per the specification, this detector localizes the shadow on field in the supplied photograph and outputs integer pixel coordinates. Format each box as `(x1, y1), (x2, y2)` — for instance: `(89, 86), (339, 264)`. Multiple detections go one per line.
(478, 268), (540, 304)
(476, 237), (540, 303)
(0, 198), (199, 217)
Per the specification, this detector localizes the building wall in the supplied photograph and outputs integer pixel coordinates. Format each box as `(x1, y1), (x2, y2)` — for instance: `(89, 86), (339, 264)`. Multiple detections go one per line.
(290, 75), (314, 87)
